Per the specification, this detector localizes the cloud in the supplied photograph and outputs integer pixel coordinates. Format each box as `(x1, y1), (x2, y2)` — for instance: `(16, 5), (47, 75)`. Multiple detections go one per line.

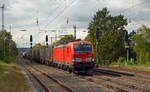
(0, 0), (150, 47)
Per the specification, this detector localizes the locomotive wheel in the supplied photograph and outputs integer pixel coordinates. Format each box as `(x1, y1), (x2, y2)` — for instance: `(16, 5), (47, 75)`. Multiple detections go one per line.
(56, 64), (58, 67)
(52, 63), (55, 67)
(47, 61), (49, 65)
(45, 61), (47, 65)
(62, 65), (65, 70)
(63, 65), (67, 70)
(63, 65), (66, 70)
(41, 60), (43, 64)
(42, 60), (44, 64)
(61, 65), (63, 70)
(58, 64), (61, 69)
(67, 66), (70, 72)
(55, 63), (57, 67)
(47, 62), (49, 65)
(59, 64), (62, 69)
(49, 62), (52, 66)
(51, 63), (53, 66)
(64, 65), (67, 71)
(54, 63), (57, 67)
(43, 60), (46, 64)
(68, 68), (72, 73)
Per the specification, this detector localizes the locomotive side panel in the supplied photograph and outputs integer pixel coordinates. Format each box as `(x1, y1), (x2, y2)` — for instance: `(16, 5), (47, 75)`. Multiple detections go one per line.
(53, 44), (73, 69)
(53, 48), (64, 63)
(65, 44), (74, 64)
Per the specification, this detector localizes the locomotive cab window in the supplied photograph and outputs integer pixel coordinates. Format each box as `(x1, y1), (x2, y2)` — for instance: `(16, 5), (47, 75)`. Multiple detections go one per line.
(74, 44), (92, 53)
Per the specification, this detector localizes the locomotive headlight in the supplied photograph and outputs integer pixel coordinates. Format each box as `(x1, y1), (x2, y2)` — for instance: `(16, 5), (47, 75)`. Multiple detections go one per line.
(92, 58), (94, 62)
(86, 57), (94, 62)
(72, 58), (82, 62)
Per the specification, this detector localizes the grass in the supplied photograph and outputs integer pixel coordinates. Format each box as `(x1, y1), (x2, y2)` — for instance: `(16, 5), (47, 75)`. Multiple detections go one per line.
(0, 61), (35, 92)
(2, 56), (17, 63)
(110, 62), (150, 71)
(124, 64), (150, 71)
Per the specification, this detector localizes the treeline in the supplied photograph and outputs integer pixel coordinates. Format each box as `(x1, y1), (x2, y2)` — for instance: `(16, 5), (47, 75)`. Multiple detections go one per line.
(85, 8), (150, 65)
(132, 25), (150, 65)
(32, 35), (75, 49)
(0, 30), (18, 63)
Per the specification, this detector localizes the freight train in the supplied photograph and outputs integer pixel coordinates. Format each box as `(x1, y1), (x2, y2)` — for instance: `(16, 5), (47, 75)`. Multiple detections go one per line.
(23, 40), (95, 73)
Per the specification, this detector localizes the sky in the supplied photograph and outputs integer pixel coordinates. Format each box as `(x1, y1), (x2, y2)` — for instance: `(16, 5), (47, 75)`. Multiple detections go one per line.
(0, 0), (150, 48)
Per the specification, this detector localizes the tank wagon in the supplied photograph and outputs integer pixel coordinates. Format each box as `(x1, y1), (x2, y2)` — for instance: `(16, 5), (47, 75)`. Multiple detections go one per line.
(24, 41), (95, 73)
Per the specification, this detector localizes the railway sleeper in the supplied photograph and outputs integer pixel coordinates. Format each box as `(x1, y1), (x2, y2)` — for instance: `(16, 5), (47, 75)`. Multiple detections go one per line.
(84, 77), (139, 92)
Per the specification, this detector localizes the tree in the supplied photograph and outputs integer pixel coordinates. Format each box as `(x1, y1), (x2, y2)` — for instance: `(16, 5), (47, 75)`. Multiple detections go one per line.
(132, 25), (150, 64)
(53, 35), (75, 46)
(0, 30), (18, 59)
(85, 8), (128, 64)
(32, 43), (45, 50)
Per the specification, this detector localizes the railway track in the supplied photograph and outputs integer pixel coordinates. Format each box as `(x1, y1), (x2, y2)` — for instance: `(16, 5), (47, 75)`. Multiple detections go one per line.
(94, 68), (134, 77)
(30, 62), (135, 92)
(31, 62), (112, 92)
(91, 68), (150, 92)
(21, 58), (150, 92)
(99, 66), (150, 80)
(75, 68), (150, 92)
(77, 74), (139, 92)
(92, 75), (150, 92)
(22, 60), (75, 92)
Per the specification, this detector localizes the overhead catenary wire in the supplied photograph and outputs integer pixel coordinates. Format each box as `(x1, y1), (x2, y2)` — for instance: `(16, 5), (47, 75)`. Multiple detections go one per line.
(127, 0), (149, 29)
(8, 0), (64, 30)
(4, 0), (150, 32)
(12, 0), (75, 30)
(94, 0), (149, 32)
(43, 0), (76, 28)
(114, 0), (148, 14)
(108, 0), (149, 30)
(43, 0), (78, 29)
(43, 0), (65, 23)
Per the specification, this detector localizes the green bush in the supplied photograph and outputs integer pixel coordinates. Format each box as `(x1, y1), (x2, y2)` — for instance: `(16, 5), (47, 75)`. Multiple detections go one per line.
(110, 61), (118, 65)
(110, 57), (126, 66)
(2, 56), (17, 63)
(145, 53), (150, 65)
(0, 56), (4, 60)
(117, 57), (126, 65)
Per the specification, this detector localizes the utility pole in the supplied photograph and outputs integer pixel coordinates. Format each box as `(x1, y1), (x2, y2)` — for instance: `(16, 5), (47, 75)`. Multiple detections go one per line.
(50, 37), (53, 46)
(1, 4), (5, 56)
(1, 4), (4, 31)
(9, 25), (12, 56)
(73, 25), (76, 40)
(36, 10), (40, 32)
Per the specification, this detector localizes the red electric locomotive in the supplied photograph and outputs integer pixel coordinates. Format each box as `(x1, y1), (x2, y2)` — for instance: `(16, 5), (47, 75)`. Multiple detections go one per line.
(53, 41), (95, 73)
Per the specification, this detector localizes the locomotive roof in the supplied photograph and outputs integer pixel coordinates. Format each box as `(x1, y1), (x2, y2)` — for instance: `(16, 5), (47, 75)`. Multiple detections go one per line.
(54, 44), (67, 48)
(54, 41), (92, 48)
(71, 41), (91, 44)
